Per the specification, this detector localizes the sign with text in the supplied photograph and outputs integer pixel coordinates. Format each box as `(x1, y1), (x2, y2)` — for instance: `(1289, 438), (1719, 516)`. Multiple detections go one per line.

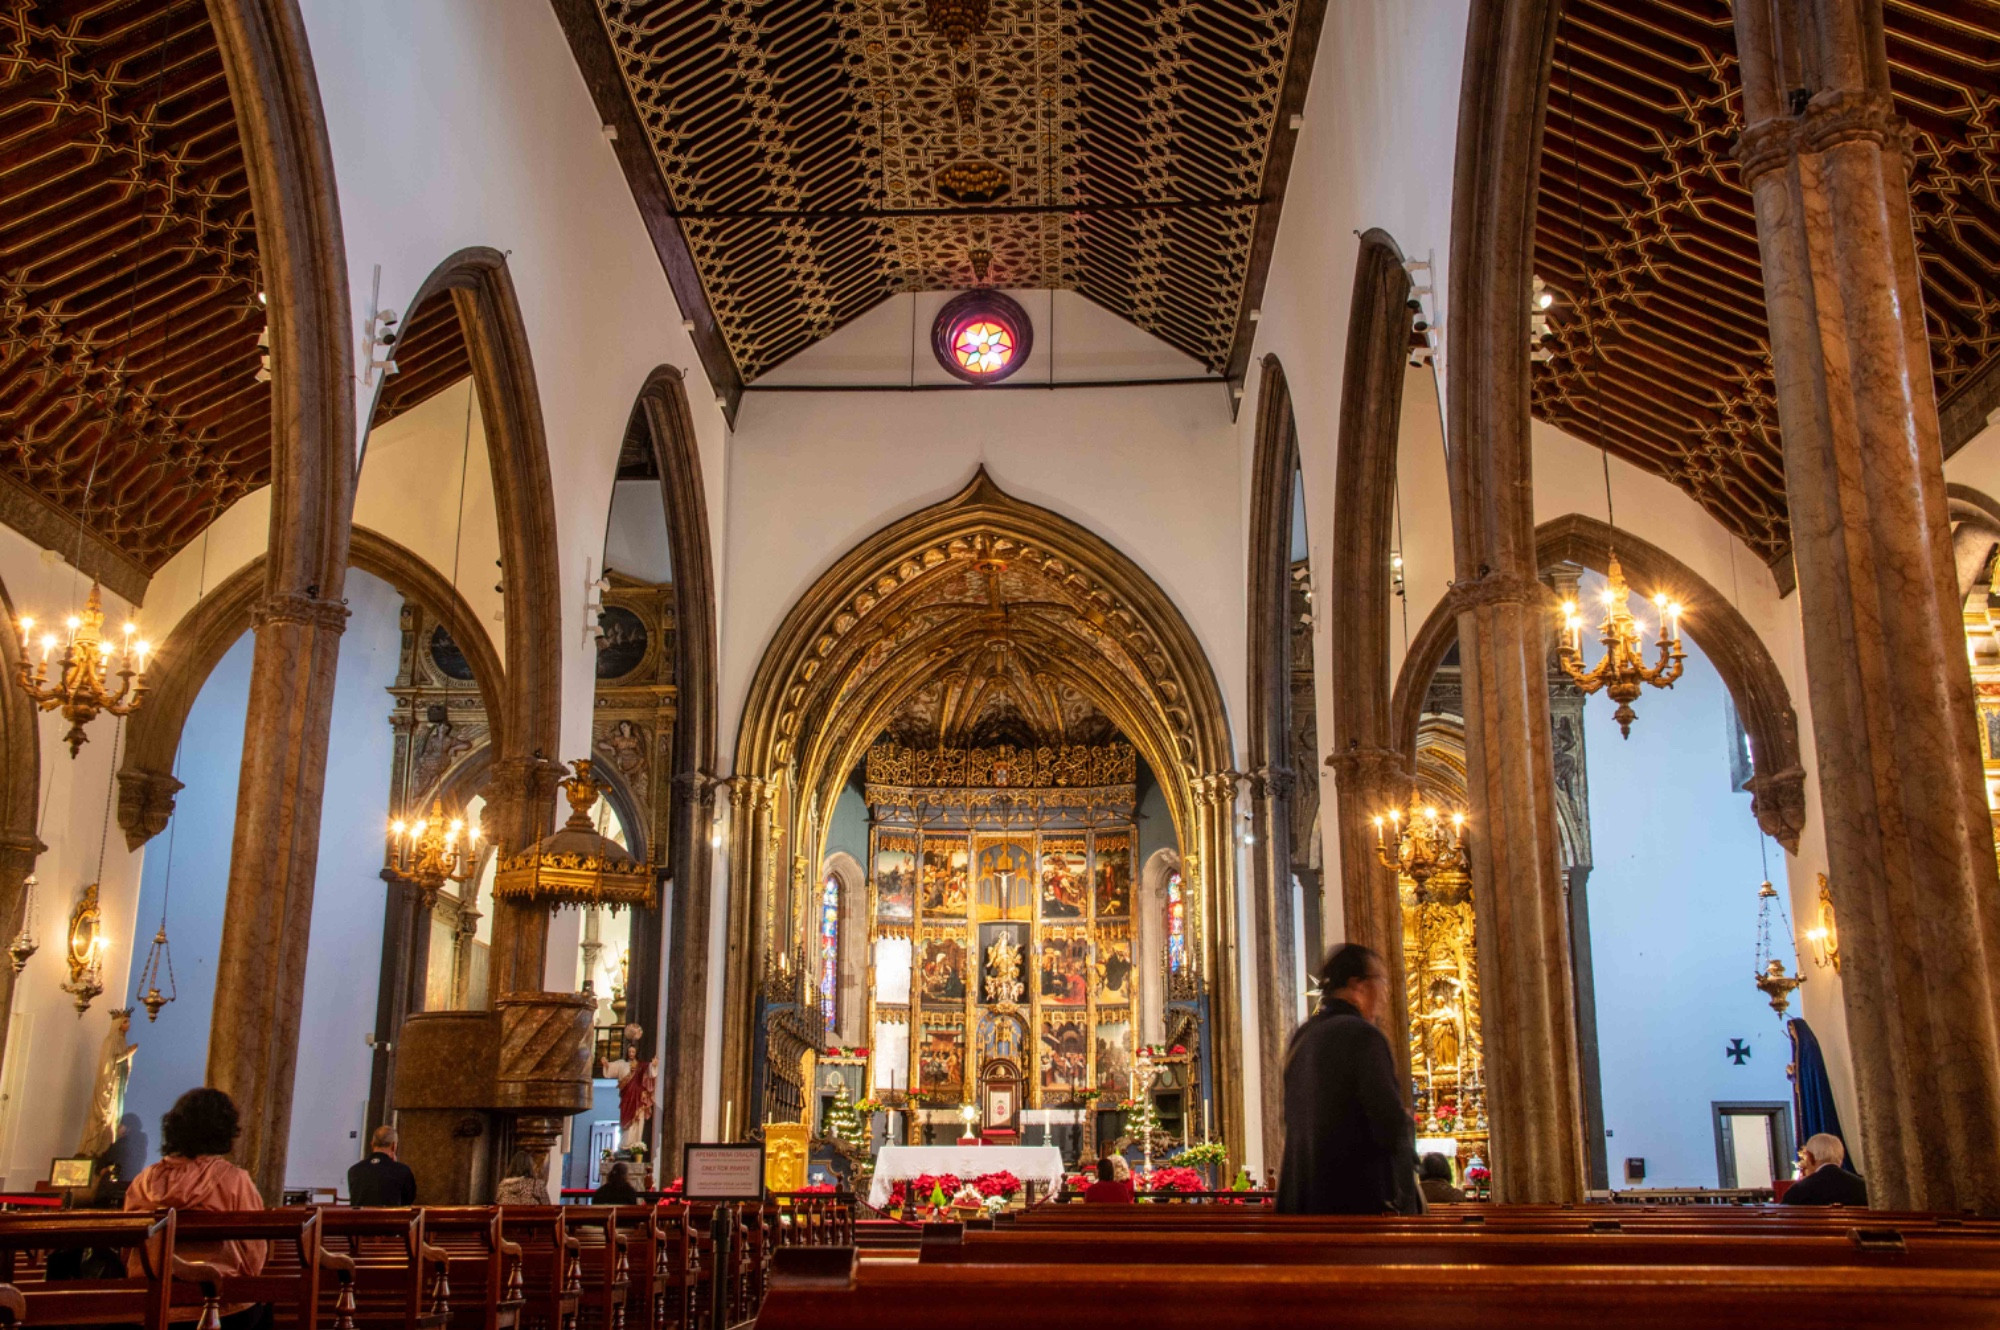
(683, 1143), (766, 1201)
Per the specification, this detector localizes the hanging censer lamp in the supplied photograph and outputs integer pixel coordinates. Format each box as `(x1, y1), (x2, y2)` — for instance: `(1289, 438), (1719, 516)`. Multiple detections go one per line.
(1556, 555), (1686, 738)
(1753, 878), (1806, 1018)
(491, 759), (655, 914)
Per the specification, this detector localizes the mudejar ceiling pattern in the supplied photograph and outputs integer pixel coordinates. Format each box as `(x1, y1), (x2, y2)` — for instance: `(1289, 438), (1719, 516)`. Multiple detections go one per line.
(564, 0), (1317, 383)
(1534, 0), (2000, 570)
(0, 0), (268, 582)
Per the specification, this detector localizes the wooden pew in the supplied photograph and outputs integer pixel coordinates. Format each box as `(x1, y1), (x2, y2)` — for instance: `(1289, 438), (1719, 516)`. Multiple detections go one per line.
(171, 1208), (342, 1330)
(0, 1212), (180, 1330)
(605, 1205), (681, 1330)
(921, 1223), (2000, 1270)
(421, 1207), (524, 1330)
(494, 1208), (579, 1330)
(758, 1249), (2000, 1330)
(559, 1209), (627, 1330)
(319, 1208), (448, 1330)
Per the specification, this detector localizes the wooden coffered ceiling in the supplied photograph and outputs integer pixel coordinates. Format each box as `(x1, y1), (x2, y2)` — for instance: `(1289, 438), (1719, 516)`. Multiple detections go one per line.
(1535, 0), (2000, 569)
(0, 0), (268, 588)
(555, 0), (1327, 400)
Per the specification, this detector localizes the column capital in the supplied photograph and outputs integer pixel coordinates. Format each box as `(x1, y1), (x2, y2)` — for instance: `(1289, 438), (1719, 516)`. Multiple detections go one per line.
(1324, 744), (1411, 806)
(1447, 571), (1553, 615)
(1246, 764), (1295, 801)
(1736, 89), (1907, 187)
(253, 592), (350, 633)
(1193, 770), (1242, 804)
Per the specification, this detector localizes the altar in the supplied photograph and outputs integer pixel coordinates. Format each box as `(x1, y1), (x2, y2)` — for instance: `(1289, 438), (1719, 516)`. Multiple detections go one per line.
(866, 1144), (1067, 1209)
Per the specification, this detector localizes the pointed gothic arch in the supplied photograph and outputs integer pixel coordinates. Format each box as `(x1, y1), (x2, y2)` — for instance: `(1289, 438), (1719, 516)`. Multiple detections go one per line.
(116, 527), (508, 849)
(727, 470), (1243, 1161)
(1388, 514), (1807, 850)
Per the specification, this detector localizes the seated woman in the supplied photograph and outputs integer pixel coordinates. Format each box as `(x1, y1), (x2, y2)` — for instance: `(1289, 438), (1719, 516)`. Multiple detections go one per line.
(592, 1161), (641, 1205)
(1082, 1157), (1135, 1204)
(1417, 1152), (1466, 1204)
(124, 1088), (268, 1330)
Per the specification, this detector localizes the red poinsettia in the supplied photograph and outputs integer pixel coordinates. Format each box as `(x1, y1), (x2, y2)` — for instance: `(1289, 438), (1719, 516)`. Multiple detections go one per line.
(1138, 1166), (1206, 1194)
(1169, 1044), (1187, 1055)
(973, 1170), (1021, 1199)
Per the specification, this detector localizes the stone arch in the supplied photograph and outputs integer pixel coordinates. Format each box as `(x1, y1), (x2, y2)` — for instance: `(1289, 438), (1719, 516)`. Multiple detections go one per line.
(621, 367), (721, 1166)
(202, 0), (359, 1201)
(390, 248), (564, 997)
(1244, 353), (1304, 1162)
(1388, 514), (1809, 850)
(116, 527), (507, 849)
(1320, 227), (1419, 1084)
(819, 850), (867, 1047)
(728, 469), (1242, 1160)
(1948, 483), (2000, 600)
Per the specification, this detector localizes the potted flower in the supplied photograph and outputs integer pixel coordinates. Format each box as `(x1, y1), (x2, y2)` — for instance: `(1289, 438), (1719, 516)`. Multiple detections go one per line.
(1465, 1158), (1491, 1200)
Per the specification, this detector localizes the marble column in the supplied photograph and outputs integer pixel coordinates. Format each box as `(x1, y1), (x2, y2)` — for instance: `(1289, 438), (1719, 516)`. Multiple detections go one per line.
(717, 777), (770, 1137)
(1325, 745), (1413, 1077)
(1734, 0), (2000, 1213)
(655, 771), (716, 1165)
(1447, 576), (1585, 1203)
(205, 593), (347, 1202)
(1190, 772), (1246, 1173)
(1246, 764), (1297, 1166)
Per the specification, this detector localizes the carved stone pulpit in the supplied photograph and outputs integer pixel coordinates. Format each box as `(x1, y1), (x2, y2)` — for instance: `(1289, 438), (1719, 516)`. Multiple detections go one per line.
(392, 992), (595, 1203)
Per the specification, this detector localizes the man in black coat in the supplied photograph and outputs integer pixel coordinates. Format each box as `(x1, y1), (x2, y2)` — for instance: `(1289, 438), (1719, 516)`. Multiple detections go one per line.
(1781, 1132), (1869, 1206)
(1278, 943), (1418, 1214)
(348, 1126), (418, 1206)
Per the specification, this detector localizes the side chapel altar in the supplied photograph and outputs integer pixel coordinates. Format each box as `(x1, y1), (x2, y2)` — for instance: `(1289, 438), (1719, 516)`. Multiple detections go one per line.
(866, 1144), (1067, 1209)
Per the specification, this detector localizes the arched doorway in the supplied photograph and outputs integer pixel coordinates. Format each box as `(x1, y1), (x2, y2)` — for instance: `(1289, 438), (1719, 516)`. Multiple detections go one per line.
(728, 470), (1240, 1162)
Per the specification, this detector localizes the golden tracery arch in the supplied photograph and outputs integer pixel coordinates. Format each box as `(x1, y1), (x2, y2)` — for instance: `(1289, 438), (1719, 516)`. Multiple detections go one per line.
(726, 469), (1243, 1161)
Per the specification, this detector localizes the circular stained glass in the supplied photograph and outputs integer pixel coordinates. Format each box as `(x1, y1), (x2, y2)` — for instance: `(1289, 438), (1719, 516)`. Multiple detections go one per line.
(932, 290), (1033, 384)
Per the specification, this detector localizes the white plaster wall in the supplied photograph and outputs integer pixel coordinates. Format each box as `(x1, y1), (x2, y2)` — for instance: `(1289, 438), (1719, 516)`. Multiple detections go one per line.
(0, 525), (149, 1188)
(604, 480), (673, 585)
(353, 378), (505, 664)
(717, 386), (1246, 760)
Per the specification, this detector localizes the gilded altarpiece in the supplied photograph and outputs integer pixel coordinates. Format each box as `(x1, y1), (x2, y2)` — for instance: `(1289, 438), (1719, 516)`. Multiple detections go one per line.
(861, 743), (1143, 1125)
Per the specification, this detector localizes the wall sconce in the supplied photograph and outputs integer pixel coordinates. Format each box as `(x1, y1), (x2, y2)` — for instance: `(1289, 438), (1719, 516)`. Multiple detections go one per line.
(61, 882), (106, 1015)
(1803, 872), (1840, 973)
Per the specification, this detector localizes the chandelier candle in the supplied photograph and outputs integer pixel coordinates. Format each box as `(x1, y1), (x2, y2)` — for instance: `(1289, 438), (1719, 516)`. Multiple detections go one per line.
(15, 583), (149, 757)
(1555, 553), (1685, 738)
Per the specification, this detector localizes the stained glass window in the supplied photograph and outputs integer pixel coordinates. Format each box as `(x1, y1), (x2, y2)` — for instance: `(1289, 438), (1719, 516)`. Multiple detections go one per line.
(819, 873), (840, 1038)
(1166, 870), (1187, 977)
(951, 320), (1015, 375)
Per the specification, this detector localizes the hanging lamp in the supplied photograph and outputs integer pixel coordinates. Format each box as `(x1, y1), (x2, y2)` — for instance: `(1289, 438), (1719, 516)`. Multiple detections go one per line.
(1547, 40), (1687, 737)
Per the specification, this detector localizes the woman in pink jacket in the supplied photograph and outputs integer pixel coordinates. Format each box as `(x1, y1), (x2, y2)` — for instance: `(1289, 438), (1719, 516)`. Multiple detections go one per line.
(124, 1088), (268, 1329)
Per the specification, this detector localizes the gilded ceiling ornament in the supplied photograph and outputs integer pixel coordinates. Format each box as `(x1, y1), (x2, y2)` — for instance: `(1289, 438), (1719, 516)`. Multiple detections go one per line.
(924, 0), (990, 47)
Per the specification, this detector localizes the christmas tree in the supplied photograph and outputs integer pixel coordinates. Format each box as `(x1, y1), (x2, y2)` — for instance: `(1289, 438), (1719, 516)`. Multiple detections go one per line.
(822, 1079), (870, 1154)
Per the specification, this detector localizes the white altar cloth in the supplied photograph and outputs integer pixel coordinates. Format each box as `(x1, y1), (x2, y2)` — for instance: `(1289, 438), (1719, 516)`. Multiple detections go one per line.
(867, 1144), (1067, 1209)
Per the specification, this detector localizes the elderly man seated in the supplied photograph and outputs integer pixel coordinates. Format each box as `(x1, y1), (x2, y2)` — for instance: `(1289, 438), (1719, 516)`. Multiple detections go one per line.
(1781, 1133), (1869, 1207)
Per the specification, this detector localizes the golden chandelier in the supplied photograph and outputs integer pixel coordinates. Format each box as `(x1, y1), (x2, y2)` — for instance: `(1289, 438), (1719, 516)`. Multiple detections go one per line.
(1556, 553), (1684, 738)
(386, 800), (481, 897)
(1372, 802), (1467, 887)
(15, 583), (150, 756)
(1752, 879), (1806, 1018)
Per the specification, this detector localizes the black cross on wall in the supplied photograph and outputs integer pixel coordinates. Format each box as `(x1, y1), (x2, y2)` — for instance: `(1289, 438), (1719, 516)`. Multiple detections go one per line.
(1725, 1038), (1752, 1065)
